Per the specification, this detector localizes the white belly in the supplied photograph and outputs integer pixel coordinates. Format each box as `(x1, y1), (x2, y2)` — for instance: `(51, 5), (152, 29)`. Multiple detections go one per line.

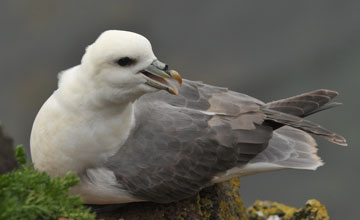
(70, 167), (142, 204)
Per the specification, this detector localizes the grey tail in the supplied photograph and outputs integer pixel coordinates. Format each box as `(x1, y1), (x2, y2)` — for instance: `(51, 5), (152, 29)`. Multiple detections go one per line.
(247, 126), (324, 171)
(262, 89), (347, 146)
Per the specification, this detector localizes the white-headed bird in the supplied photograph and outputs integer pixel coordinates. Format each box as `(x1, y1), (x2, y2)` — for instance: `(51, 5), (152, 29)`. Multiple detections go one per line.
(30, 30), (346, 204)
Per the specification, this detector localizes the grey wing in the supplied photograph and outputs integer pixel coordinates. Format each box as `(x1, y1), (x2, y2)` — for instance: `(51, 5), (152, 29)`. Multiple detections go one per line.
(210, 126), (324, 182)
(106, 80), (272, 203)
(249, 126), (323, 170)
(262, 89), (347, 146)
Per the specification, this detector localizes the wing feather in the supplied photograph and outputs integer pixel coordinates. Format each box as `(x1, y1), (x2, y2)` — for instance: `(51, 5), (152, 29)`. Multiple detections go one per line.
(105, 82), (346, 203)
(106, 80), (272, 203)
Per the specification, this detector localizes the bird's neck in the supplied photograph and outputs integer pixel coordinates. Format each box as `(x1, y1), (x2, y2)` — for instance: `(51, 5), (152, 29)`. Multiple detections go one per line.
(56, 65), (138, 114)
(31, 97), (135, 176)
(31, 66), (138, 176)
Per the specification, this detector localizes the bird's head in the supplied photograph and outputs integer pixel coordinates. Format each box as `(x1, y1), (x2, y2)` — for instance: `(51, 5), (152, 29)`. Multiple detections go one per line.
(80, 30), (182, 103)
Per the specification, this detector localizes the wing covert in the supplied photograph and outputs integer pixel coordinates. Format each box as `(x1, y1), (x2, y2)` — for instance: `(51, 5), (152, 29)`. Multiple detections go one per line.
(106, 80), (272, 203)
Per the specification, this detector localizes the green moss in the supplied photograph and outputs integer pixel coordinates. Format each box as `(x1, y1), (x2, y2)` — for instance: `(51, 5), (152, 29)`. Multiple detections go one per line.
(217, 178), (248, 220)
(0, 145), (95, 220)
(199, 196), (214, 219)
(196, 190), (215, 220)
(14, 145), (26, 166)
(247, 199), (329, 220)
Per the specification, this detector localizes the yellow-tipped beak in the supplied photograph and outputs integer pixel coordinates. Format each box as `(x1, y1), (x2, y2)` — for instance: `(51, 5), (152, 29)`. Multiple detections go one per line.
(140, 60), (182, 95)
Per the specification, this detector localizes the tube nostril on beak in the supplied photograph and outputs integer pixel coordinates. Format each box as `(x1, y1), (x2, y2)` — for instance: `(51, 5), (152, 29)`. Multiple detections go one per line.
(152, 60), (168, 71)
(164, 64), (169, 71)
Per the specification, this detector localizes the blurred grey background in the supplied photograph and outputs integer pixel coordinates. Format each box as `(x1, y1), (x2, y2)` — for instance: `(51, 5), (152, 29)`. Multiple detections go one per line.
(0, 0), (358, 218)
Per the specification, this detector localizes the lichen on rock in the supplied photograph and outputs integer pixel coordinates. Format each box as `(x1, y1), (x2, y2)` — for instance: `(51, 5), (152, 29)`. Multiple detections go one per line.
(247, 199), (329, 220)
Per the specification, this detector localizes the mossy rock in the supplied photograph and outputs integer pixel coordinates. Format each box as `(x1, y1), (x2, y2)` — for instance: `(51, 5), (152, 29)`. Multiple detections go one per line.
(247, 199), (329, 220)
(95, 178), (248, 220)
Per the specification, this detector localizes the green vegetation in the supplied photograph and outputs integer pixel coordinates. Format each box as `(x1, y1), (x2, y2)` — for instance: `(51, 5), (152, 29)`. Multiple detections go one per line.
(0, 145), (95, 220)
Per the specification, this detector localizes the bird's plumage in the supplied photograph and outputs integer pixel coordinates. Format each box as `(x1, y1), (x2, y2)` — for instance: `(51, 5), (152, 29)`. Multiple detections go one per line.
(104, 80), (344, 203)
(105, 80), (271, 203)
(30, 30), (346, 204)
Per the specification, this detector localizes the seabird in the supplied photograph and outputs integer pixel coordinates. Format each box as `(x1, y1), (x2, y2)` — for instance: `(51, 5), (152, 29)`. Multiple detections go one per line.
(30, 30), (347, 204)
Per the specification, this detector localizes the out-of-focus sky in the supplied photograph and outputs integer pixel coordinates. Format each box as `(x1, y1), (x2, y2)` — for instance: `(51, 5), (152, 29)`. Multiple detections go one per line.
(0, 1), (358, 218)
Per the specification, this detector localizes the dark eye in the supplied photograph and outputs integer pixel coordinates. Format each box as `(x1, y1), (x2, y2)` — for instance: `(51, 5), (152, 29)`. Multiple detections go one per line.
(117, 57), (135, 67)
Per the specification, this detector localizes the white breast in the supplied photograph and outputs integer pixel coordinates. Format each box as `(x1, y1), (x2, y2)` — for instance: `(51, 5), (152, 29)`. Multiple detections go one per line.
(30, 93), (135, 177)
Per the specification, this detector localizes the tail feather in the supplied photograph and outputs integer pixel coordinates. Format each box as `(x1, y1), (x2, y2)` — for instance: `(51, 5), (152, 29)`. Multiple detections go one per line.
(262, 108), (347, 146)
(262, 89), (347, 146)
(303, 102), (342, 117)
(213, 126), (324, 181)
(213, 89), (346, 181)
(265, 89), (339, 117)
